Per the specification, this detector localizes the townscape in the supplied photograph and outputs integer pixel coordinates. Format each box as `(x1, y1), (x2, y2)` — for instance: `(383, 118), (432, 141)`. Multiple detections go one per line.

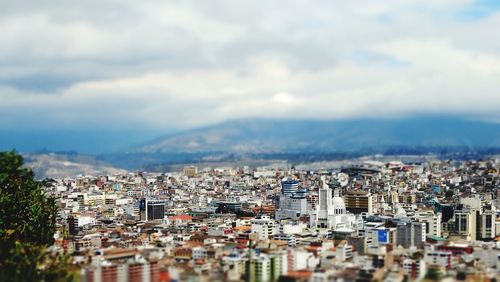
(2, 1), (500, 281)
(42, 158), (500, 281)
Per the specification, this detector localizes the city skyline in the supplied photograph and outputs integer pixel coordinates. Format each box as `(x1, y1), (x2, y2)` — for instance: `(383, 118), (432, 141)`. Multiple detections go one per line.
(2, 2), (500, 281)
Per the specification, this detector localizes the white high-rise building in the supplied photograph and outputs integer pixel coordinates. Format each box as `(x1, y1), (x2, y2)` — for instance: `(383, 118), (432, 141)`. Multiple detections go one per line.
(415, 210), (442, 237)
(310, 182), (356, 229)
(251, 215), (276, 240)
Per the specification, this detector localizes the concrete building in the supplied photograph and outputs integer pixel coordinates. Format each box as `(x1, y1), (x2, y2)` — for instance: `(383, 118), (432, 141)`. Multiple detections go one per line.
(396, 221), (426, 249)
(183, 166), (198, 177)
(478, 209), (496, 240)
(344, 191), (373, 214)
(415, 210), (442, 237)
(251, 215), (276, 240)
(310, 185), (356, 229)
(247, 254), (271, 282)
(281, 179), (299, 195)
(275, 189), (308, 220)
(424, 250), (454, 270)
(402, 258), (426, 280)
(454, 209), (477, 241)
(139, 198), (166, 221)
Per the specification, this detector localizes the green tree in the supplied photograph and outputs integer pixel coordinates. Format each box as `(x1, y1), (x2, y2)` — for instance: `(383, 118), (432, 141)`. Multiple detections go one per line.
(0, 151), (76, 281)
(444, 190), (454, 198)
(456, 271), (466, 281)
(424, 266), (443, 281)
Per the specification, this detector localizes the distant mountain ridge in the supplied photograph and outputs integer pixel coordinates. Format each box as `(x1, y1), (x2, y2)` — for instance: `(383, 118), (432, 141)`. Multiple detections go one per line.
(24, 153), (126, 179)
(22, 117), (500, 172)
(134, 117), (500, 154)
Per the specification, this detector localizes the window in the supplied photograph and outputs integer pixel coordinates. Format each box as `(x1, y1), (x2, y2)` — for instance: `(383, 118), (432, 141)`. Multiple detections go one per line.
(460, 218), (467, 232)
(486, 215), (492, 227)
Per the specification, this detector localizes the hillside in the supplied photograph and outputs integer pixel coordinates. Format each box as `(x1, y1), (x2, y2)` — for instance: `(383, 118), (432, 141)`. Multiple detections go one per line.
(135, 117), (500, 154)
(24, 153), (127, 179)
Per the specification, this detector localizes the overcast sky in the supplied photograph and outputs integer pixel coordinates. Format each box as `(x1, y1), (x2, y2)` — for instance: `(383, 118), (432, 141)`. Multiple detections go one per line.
(1, 0), (500, 132)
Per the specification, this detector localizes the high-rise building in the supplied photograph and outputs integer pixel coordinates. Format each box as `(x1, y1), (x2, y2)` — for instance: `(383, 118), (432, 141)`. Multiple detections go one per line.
(68, 215), (78, 235)
(139, 198), (166, 221)
(269, 252), (288, 281)
(415, 211), (442, 237)
(275, 189), (308, 220)
(402, 258), (426, 280)
(183, 166), (198, 177)
(454, 209), (476, 241)
(396, 222), (412, 248)
(251, 215), (276, 240)
(413, 222), (426, 249)
(281, 180), (299, 196)
(310, 184), (356, 229)
(344, 191), (373, 214)
(247, 254), (271, 282)
(459, 196), (496, 241)
(396, 221), (426, 249)
(478, 209), (496, 240)
(67, 215), (96, 235)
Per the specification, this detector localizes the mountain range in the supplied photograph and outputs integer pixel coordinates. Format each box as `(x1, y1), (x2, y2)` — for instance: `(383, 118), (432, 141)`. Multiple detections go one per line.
(13, 116), (500, 175)
(134, 117), (500, 154)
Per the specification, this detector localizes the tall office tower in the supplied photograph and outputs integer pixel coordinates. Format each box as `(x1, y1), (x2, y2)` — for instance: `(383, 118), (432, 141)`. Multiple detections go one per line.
(396, 221), (426, 249)
(412, 222), (426, 249)
(460, 196), (496, 241)
(281, 179), (299, 195)
(183, 166), (198, 177)
(275, 189), (308, 220)
(67, 215), (78, 235)
(454, 208), (476, 241)
(318, 184), (333, 223)
(139, 198), (166, 221)
(344, 190), (373, 214)
(396, 222), (413, 248)
(415, 211), (442, 237)
(247, 254), (271, 282)
(478, 209), (496, 240)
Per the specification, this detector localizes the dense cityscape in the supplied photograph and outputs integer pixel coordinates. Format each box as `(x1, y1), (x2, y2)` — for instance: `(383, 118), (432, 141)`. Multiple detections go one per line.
(2, 1), (500, 281)
(37, 157), (500, 281)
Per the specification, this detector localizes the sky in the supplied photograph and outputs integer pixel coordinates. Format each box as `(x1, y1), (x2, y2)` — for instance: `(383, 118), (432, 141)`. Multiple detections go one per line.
(1, 0), (500, 152)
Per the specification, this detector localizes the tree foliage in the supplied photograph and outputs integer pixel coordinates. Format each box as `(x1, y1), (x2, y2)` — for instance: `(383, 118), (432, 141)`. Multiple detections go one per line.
(444, 190), (454, 198)
(424, 266), (443, 281)
(0, 151), (76, 281)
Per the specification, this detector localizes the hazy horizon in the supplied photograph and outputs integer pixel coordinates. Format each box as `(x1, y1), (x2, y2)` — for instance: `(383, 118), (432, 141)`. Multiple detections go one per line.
(2, 115), (500, 154)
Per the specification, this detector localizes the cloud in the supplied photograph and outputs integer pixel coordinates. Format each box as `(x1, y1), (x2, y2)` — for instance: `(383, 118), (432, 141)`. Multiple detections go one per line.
(0, 0), (500, 131)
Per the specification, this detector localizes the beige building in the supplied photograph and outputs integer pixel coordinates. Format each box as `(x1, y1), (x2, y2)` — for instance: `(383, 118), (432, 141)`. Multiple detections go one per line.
(183, 166), (198, 177)
(344, 191), (373, 214)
